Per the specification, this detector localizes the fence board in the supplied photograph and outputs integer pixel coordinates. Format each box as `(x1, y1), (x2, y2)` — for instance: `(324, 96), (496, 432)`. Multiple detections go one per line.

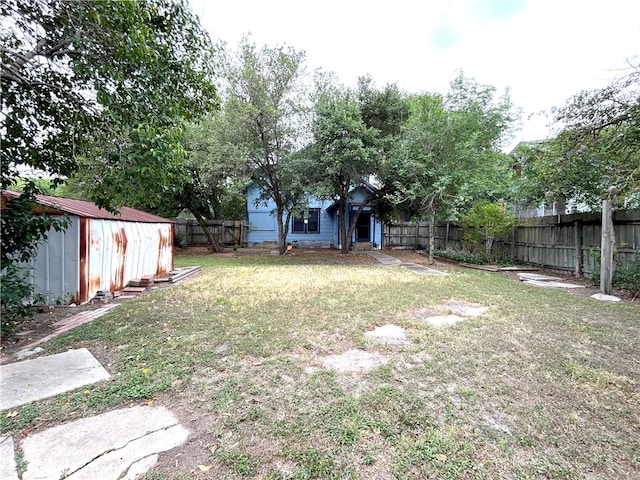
(174, 220), (248, 247)
(384, 209), (640, 275)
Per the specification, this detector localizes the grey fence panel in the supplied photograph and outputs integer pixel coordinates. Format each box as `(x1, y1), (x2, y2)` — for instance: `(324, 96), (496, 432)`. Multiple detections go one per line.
(174, 220), (248, 247)
(384, 209), (640, 274)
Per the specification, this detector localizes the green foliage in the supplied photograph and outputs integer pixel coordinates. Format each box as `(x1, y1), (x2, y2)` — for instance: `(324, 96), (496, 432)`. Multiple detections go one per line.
(461, 201), (514, 256)
(1, 0), (217, 323)
(1, 0), (218, 209)
(613, 253), (640, 296)
(434, 248), (490, 265)
(383, 72), (517, 260)
(0, 187), (70, 333)
(0, 263), (34, 337)
(216, 35), (309, 254)
(589, 249), (640, 296)
(308, 78), (385, 252)
(514, 62), (640, 208)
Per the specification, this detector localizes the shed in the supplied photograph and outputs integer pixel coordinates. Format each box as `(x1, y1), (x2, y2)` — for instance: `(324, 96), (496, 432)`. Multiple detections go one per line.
(1, 190), (174, 305)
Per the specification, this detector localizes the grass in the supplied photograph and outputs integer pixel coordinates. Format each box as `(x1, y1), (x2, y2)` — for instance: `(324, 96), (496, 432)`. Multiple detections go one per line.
(2, 249), (639, 479)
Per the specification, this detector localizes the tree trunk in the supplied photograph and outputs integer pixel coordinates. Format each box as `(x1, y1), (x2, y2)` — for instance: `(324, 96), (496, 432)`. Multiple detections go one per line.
(191, 209), (223, 253)
(276, 205), (291, 255)
(428, 208), (436, 264)
(485, 235), (494, 257)
(339, 201), (349, 254)
(600, 199), (614, 294)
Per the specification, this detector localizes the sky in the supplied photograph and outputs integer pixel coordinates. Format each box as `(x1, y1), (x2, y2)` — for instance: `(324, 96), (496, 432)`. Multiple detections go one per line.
(188, 0), (640, 152)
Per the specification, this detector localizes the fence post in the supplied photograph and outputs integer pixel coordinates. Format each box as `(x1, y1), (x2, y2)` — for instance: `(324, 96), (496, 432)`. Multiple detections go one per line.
(600, 200), (614, 294)
(574, 220), (583, 277)
(444, 222), (450, 250)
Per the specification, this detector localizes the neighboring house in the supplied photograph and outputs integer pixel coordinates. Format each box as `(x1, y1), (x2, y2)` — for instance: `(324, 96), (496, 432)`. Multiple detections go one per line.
(1, 190), (174, 305)
(245, 183), (384, 249)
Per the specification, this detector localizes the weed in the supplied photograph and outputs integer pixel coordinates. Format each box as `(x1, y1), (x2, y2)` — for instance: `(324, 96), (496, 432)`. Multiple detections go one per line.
(218, 450), (258, 477)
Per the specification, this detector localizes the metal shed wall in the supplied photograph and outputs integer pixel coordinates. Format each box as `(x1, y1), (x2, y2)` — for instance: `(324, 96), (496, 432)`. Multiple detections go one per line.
(28, 216), (81, 304)
(81, 219), (173, 303)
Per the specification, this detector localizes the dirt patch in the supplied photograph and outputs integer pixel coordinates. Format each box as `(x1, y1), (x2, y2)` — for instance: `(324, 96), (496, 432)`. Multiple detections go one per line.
(320, 349), (389, 374)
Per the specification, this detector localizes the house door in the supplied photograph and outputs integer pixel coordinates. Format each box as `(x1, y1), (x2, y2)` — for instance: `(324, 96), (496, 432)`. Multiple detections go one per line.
(355, 212), (371, 242)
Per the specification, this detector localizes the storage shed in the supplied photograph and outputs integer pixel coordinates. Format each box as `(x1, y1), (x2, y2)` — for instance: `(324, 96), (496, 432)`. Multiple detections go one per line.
(1, 191), (174, 305)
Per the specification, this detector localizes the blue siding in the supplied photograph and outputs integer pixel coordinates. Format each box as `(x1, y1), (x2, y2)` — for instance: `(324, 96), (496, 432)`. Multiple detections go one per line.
(246, 182), (383, 248)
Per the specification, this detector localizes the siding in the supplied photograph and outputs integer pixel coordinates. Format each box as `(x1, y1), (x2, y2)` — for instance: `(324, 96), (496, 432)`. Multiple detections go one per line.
(85, 219), (173, 302)
(28, 216), (81, 304)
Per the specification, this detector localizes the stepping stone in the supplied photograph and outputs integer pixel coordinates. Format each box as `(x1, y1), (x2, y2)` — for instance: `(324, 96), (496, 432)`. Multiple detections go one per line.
(0, 436), (18, 480)
(365, 324), (410, 345)
(366, 251), (402, 265)
(21, 406), (189, 480)
(523, 280), (585, 289)
(422, 315), (467, 327)
(590, 293), (621, 302)
(0, 348), (110, 411)
(517, 272), (563, 281)
(400, 263), (447, 276)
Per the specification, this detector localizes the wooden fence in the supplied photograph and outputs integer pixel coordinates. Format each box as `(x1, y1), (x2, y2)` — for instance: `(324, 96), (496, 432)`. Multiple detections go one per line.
(174, 220), (249, 247)
(384, 209), (640, 275)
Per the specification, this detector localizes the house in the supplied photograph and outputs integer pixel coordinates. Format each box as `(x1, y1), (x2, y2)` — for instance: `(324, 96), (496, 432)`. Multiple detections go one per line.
(245, 183), (384, 249)
(1, 190), (174, 305)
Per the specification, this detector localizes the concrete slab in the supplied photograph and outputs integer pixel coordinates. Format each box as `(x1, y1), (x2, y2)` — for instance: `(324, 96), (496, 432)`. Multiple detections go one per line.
(590, 293), (622, 302)
(422, 315), (467, 327)
(365, 324), (410, 345)
(517, 272), (563, 281)
(365, 251), (403, 265)
(21, 405), (189, 480)
(0, 436), (19, 480)
(523, 280), (586, 289)
(0, 348), (110, 411)
(400, 263), (448, 276)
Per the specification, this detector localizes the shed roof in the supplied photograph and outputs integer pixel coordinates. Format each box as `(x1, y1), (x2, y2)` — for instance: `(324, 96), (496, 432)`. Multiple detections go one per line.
(1, 190), (173, 223)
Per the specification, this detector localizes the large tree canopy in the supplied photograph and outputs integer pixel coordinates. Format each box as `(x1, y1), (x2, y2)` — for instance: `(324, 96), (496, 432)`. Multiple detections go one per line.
(1, 0), (218, 208)
(308, 76), (408, 253)
(385, 73), (517, 261)
(514, 62), (640, 209)
(216, 36), (310, 254)
(1, 0), (218, 327)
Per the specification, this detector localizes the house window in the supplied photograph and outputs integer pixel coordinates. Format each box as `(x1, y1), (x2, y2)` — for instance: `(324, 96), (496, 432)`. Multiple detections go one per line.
(292, 208), (320, 233)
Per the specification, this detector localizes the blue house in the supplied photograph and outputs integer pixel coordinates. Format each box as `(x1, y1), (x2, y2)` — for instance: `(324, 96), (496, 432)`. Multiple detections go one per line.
(245, 183), (384, 249)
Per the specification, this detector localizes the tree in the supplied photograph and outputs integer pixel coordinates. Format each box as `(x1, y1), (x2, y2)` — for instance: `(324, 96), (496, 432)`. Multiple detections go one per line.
(1, 0), (217, 322)
(308, 80), (378, 253)
(461, 201), (514, 257)
(2, 0), (218, 206)
(514, 61), (640, 293)
(386, 73), (516, 262)
(307, 76), (409, 253)
(216, 36), (310, 255)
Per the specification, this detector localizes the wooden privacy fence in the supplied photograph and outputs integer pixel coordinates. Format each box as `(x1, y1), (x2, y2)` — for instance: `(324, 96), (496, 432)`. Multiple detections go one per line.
(384, 209), (640, 275)
(174, 220), (248, 247)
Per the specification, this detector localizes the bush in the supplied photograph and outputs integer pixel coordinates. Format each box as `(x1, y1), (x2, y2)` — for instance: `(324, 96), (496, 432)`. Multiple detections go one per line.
(434, 248), (490, 265)
(1, 264), (35, 337)
(613, 253), (640, 297)
(587, 248), (640, 297)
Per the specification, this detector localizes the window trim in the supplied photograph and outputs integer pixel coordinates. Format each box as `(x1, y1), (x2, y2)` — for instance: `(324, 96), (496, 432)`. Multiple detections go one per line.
(292, 208), (320, 234)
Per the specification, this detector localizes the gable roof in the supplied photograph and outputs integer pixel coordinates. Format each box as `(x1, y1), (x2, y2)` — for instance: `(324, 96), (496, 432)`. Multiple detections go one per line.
(1, 190), (173, 223)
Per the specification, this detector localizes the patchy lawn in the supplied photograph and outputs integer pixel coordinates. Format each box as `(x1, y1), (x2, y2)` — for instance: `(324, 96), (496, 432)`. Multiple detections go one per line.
(2, 248), (639, 479)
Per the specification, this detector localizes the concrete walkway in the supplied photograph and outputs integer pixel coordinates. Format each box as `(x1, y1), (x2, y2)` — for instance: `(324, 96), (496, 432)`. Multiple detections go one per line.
(1, 348), (110, 411)
(366, 251), (447, 276)
(0, 349), (189, 479)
